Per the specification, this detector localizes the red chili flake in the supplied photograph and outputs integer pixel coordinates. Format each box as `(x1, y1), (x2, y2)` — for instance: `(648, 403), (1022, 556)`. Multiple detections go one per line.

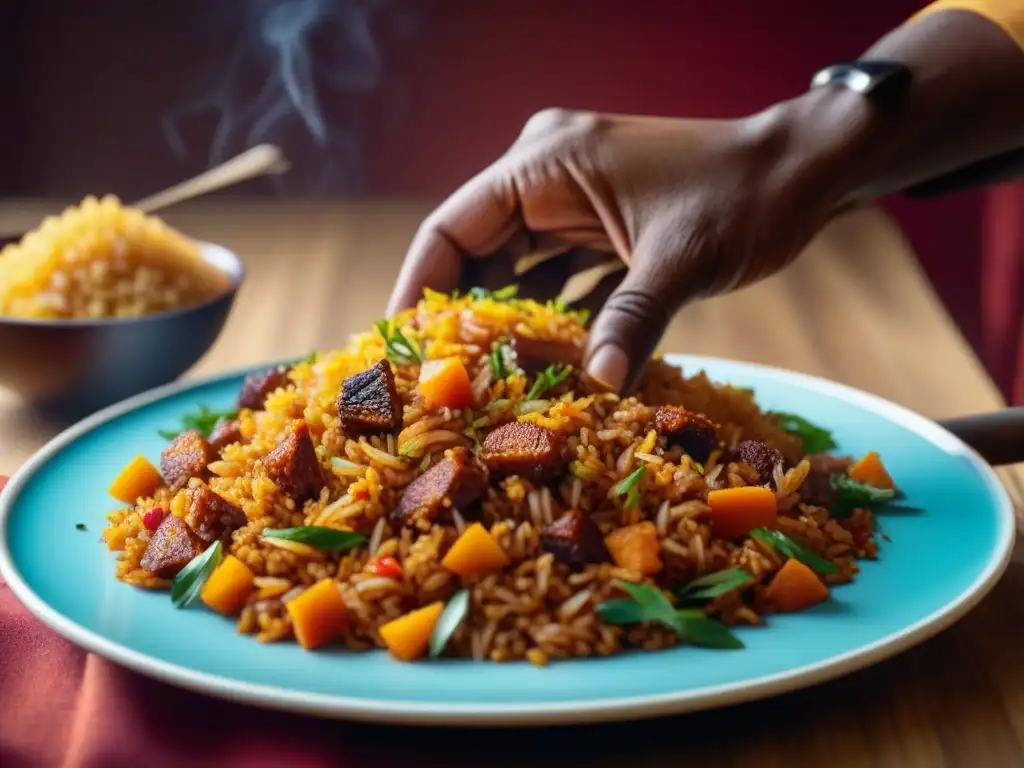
(367, 556), (403, 580)
(850, 520), (873, 548)
(143, 507), (166, 531)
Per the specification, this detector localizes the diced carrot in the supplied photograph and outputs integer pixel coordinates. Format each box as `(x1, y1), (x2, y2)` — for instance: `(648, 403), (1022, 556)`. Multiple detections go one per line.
(108, 455), (164, 504)
(201, 554), (256, 615)
(707, 486), (777, 540)
(604, 521), (662, 575)
(441, 522), (510, 577)
(418, 357), (474, 409)
(379, 601), (444, 661)
(286, 578), (348, 650)
(849, 451), (894, 490)
(766, 557), (830, 612)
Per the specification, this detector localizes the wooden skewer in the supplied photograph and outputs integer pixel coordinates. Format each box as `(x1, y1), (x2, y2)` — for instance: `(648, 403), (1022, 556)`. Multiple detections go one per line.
(133, 144), (290, 213)
(0, 145), (291, 240)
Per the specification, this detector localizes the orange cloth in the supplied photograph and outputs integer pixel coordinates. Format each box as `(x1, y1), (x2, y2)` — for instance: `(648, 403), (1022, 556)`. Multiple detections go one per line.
(914, 0), (1024, 49)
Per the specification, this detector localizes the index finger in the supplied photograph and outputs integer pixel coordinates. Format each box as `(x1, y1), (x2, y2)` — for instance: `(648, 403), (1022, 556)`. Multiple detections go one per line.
(387, 164), (523, 316)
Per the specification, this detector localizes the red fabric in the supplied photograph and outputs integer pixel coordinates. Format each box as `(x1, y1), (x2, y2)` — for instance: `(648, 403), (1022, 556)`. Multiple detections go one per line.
(981, 184), (1024, 405)
(0, 473), (386, 768)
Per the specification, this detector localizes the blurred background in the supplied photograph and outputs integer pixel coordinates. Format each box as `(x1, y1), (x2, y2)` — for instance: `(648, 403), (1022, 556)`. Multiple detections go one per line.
(0, 0), (1020, 402)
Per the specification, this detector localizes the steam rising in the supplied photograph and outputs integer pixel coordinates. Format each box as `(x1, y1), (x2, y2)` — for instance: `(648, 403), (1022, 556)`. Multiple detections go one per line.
(163, 0), (419, 194)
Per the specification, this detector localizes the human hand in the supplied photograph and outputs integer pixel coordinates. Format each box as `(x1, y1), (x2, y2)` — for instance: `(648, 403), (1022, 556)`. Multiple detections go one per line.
(388, 106), (849, 392)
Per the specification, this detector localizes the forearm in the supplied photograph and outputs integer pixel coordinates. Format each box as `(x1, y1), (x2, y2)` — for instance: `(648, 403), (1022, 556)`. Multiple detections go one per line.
(754, 4), (1024, 209)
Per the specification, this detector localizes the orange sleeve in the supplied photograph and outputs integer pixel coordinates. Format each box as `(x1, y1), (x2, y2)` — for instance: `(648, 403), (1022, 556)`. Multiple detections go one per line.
(912, 0), (1024, 49)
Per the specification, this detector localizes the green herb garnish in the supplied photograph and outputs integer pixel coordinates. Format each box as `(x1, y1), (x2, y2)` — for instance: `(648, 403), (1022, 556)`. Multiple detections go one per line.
(831, 474), (897, 515)
(263, 527), (367, 551)
(171, 539), (223, 609)
(450, 288), (461, 300)
(597, 582), (742, 649)
(485, 398), (511, 412)
(525, 363), (573, 400)
(468, 285), (519, 302)
(375, 319), (424, 365)
(676, 567), (754, 601)
(158, 404), (239, 441)
(298, 350), (317, 365)
(429, 588), (470, 658)
(75, 523), (87, 531)
(612, 466), (646, 509)
(398, 438), (424, 457)
(749, 527), (839, 575)
(773, 412), (837, 454)
(490, 338), (518, 379)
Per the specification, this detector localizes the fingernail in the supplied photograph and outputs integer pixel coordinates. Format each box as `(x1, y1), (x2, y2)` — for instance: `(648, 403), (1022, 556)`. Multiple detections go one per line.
(586, 344), (629, 393)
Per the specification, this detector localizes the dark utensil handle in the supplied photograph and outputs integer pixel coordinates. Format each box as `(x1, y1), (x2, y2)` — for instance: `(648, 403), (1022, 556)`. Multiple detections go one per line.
(902, 147), (1024, 198)
(938, 407), (1024, 466)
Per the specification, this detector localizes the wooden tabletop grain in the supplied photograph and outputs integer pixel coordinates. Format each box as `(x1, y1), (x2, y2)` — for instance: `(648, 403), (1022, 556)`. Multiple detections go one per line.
(1, 199), (1022, 767)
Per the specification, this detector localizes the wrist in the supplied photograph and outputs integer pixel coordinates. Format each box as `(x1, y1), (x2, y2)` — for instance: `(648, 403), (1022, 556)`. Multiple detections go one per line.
(741, 86), (894, 216)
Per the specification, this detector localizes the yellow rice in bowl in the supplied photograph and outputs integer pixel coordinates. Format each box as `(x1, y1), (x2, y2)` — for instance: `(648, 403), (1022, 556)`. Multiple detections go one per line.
(103, 289), (887, 663)
(0, 195), (231, 320)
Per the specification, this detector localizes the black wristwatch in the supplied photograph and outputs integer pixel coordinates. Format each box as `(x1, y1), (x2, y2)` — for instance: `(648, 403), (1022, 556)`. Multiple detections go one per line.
(809, 60), (912, 100)
(809, 58), (1024, 197)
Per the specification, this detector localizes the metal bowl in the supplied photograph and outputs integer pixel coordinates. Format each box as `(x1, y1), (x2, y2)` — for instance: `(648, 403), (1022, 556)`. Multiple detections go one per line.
(0, 241), (244, 417)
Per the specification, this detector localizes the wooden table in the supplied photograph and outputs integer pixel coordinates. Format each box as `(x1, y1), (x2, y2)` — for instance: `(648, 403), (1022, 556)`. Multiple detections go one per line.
(1, 200), (1022, 767)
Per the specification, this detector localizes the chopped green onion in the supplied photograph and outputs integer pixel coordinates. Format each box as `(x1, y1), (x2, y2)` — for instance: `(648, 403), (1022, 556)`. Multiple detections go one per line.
(612, 466), (646, 509)
(297, 350), (317, 365)
(514, 399), (550, 415)
(525, 363), (573, 400)
(490, 338), (517, 379)
(749, 527), (839, 575)
(330, 457), (360, 470)
(772, 412), (837, 454)
(468, 285), (519, 302)
(676, 567), (754, 601)
(831, 474), (897, 515)
(158, 404), (239, 441)
(485, 398), (511, 412)
(450, 288), (462, 300)
(262, 527), (367, 551)
(375, 319), (424, 365)
(675, 613), (744, 649)
(596, 581), (743, 649)
(171, 540), (223, 609)
(398, 437), (424, 457)
(429, 588), (470, 657)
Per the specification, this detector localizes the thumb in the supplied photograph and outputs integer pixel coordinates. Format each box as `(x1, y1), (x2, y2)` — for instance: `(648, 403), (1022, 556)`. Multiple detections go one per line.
(583, 244), (696, 394)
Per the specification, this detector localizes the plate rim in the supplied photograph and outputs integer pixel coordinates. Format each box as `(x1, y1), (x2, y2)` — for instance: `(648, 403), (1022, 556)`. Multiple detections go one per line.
(0, 354), (1016, 727)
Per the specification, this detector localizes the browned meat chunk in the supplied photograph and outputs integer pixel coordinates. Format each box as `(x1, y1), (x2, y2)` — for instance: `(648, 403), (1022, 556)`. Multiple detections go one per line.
(541, 510), (610, 569)
(510, 335), (582, 376)
(263, 421), (326, 502)
(337, 360), (402, 436)
(737, 439), (783, 486)
(799, 468), (836, 509)
(481, 422), (564, 483)
(185, 482), (247, 544)
(394, 447), (488, 527)
(140, 515), (204, 578)
(238, 365), (291, 411)
(209, 419), (243, 451)
(160, 430), (214, 492)
(654, 406), (718, 463)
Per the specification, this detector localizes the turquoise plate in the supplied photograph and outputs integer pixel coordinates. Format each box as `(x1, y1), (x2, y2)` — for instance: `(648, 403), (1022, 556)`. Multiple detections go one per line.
(0, 355), (1015, 726)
